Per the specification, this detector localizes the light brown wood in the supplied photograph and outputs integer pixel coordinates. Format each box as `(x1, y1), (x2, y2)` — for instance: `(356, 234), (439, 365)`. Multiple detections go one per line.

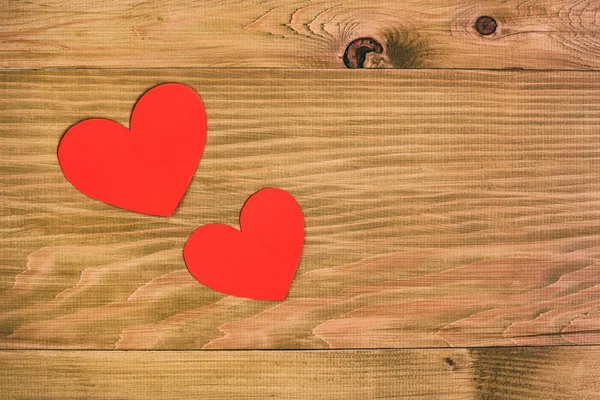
(1, 69), (600, 349)
(0, 349), (474, 399)
(1, 348), (599, 399)
(2, 0), (600, 70)
(471, 347), (600, 399)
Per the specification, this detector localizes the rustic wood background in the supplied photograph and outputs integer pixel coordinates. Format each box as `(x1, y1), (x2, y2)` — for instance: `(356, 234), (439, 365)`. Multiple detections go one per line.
(1, 0), (600, 398)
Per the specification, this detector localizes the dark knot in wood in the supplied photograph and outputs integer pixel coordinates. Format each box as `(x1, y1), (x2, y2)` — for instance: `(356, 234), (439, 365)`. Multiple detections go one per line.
(343, 38), (384, 68)
(445, 358), (456, 369)
(475, 16), (497, 35)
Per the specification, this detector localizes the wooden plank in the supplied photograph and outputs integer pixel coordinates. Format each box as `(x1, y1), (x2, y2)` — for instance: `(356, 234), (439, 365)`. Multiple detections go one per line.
(2, 0), (600, 70)
(1, 69), (600, 349)
(1, 348), (599, 399)
(471, 347), (600, 399)
(0, 349), (474, 399)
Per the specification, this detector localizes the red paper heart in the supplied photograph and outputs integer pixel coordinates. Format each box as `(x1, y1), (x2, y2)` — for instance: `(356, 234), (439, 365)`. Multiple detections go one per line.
(183, 188), (304, 300)
(57, 83), (207, 216)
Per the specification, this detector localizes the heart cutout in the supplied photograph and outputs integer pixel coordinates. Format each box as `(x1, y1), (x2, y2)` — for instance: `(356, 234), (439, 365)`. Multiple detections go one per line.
(57, 83), (207, 216)
(183, 188), (304, 300)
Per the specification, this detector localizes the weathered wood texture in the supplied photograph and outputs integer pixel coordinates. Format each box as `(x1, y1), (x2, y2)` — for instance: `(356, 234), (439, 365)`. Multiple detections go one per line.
(1, 69), (600, 349)
(2, 0), (600, 70)
(1, 348), (599, 399)
(0, 349), (473, 399)
(472, 347), (600, 399)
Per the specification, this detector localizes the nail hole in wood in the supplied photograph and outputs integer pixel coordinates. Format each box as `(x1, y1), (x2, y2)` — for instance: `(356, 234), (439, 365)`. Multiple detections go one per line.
(343, 38), (384, 68)
(445, 357), (456, 369)
(475, 16), (497, 35)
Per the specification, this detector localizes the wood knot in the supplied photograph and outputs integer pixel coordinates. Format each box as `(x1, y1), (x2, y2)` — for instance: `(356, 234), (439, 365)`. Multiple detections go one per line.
(475, 16), (497, 35)
(343, 38), (384, 68)
(342, 31), (428, 69)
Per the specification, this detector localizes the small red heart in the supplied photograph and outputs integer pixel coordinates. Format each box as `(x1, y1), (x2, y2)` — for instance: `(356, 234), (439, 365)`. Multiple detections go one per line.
(57, 83), (207, 216)
(183, 188), (304, 300)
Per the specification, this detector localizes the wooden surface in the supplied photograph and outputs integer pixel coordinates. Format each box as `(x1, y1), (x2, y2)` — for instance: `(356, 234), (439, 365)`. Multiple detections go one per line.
(3, 0), (600, 397)
(2, 0), (600, 69)
(2, 69), (600, 350)
(1, 347), (599, 399)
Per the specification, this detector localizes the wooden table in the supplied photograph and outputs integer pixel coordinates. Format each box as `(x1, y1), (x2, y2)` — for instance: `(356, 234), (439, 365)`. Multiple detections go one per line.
(1, 1), (600, 398)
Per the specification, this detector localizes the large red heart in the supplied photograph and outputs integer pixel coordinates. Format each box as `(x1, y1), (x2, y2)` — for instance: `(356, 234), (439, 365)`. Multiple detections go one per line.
(183, 188), (304, 300)
(57, 83), (207, 216)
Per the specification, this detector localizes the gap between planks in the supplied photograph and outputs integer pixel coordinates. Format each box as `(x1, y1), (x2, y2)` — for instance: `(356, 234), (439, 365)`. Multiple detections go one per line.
(3, 67), (600, 72)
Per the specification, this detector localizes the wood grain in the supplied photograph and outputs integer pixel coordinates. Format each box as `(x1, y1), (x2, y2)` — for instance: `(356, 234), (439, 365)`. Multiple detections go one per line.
(0, 349), (473, 399)
(2, 0), (600, 70)
(1, 69), (600, 349)
(471, 347), (600, 399)
(1, 348), (599, 399)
